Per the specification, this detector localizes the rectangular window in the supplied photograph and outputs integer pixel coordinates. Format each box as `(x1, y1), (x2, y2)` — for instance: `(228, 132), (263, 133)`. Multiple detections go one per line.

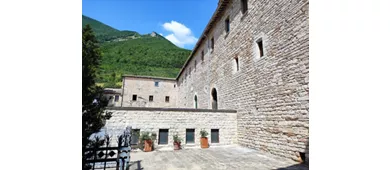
(211, 37), (214, 50)
(194, 60), (197, 71)
(131, 129), (140, 145)
(257, 40), (264, 57)
(149, 95), (153, 102)
(114, 95), (119, 102)
(186, 129), (195, 144)
(235, 57), (239, 71)
(154, 81), (159, 87)
(132, 95), (137, 101)
(201, 51), (204, 62)
(225, 17), (230, 33)
(211, 129), (219, 143)
(241, 0), (248, 14)
(158, 129), (169, 145)
(165, 96), (170, 102)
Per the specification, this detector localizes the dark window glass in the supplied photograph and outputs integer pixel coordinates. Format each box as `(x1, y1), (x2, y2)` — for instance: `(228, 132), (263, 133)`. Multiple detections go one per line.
(114, 95), (119, 102)
(132, 95), (137, 101)
(149, 95), (153, 102)
(235, 57), (239, 71)
(186, 129), (195, 144)
(258, 40), (264, 57)
(131, 129), (140, 145)
(225, 17), (230, 33)
(241, 0), (248, 14)
(211, 129), (219, 143)
(211, 38), (214, 50)
(165, 96), (170, 103)
(158, 129), (169, 144)
(195, 60), (197, 71)
(201, 51), (204, 62)
(155, 81), (159, 87)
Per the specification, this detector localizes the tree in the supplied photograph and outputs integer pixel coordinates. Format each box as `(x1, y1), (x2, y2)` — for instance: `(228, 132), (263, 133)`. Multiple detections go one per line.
(82, 24), (112, 170)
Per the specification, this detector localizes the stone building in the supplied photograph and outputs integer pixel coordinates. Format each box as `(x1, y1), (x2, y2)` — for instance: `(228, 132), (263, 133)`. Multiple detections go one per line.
(176, 0), (309, 162)
(107, 0), (309, 163)
(103, 88), (122, 107)
(121, 75), (177, 108)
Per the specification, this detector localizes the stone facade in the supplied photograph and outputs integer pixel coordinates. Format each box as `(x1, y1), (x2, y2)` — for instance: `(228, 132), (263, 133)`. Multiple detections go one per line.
(121, 75), (177, 108)
(104, 88), (122, 107)
(111, 0), (309, 163)
(104, 108), (237, 148)
(176, 0), (309, 162)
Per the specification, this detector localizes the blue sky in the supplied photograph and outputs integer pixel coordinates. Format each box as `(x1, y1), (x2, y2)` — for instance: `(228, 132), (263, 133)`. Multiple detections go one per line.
(82, 0), (219, 50)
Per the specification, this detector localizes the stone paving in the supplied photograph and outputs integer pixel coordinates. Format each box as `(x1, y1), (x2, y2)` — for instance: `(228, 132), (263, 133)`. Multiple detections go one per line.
(128, 145), (308, 170)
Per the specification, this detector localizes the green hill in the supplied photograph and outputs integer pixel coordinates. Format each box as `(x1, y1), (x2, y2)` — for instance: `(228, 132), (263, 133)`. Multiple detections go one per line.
(82, 15), (191, 88)
(82, 15), (140, 42)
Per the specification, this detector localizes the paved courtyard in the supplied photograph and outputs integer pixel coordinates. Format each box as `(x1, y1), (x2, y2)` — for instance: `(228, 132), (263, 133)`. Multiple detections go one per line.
(128, 145), (308, 170)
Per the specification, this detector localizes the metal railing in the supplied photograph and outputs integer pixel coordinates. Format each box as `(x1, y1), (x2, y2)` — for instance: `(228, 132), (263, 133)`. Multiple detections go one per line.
(85, 127), (132, 170)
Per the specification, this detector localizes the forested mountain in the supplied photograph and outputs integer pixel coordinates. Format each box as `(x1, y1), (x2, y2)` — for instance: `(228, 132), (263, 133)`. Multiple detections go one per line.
(82, 15), (191, 87)
(82, 15), (140, 42)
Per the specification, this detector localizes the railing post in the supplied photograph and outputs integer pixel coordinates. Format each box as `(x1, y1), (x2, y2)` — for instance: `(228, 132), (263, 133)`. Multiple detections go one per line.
(116, 146), (120, 170)
(92, 147), (96, 170)
(126, 126), (132, 169)
(103, 135), (110, 170)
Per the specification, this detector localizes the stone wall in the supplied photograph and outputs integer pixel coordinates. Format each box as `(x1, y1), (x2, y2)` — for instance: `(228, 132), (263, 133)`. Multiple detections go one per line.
(104, 88), (122, 107)
(176, 0), (309, 162)
(121, 76), (177, 108)
(104, 108), (237, 148)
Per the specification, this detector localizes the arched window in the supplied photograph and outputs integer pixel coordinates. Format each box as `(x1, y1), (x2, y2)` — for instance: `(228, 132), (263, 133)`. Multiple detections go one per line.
(211, 88), (218, 110)
(194, 95), (198, 109)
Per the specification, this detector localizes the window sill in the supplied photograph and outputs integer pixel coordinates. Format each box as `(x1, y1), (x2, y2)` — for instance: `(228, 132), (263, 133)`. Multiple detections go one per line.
(241, 11), (248, 21)
(224, 32), (230, 39)
(255, 55), (267, 62)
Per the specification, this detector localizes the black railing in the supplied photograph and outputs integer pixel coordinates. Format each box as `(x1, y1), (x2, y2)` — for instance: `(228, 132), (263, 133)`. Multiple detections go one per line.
(85, 127), (132, 170)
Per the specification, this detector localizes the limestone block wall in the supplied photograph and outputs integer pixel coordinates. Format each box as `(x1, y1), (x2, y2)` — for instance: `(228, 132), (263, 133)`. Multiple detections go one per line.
(177, 39), (212, 109)
(121, 76), (177, 108)
(104, 108), (237, 148)
(176, 0), (309, 162)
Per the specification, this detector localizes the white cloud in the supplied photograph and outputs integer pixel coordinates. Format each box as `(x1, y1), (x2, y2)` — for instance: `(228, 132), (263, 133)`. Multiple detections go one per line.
(159, 33), (163, 36)
(162, 21), (198, 48)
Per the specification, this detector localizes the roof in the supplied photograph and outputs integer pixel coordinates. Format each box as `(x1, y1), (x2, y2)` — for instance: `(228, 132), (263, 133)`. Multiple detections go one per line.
(122, 74), (176, 81)
(176, 0), (230, 79)
(104, 88), (122, 95)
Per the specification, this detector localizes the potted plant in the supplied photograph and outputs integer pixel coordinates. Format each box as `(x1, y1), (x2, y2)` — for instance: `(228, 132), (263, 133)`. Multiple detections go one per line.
(200, 129), (209, 148)
(140, 132), (153, 152)
(173, 134), (182, 150)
